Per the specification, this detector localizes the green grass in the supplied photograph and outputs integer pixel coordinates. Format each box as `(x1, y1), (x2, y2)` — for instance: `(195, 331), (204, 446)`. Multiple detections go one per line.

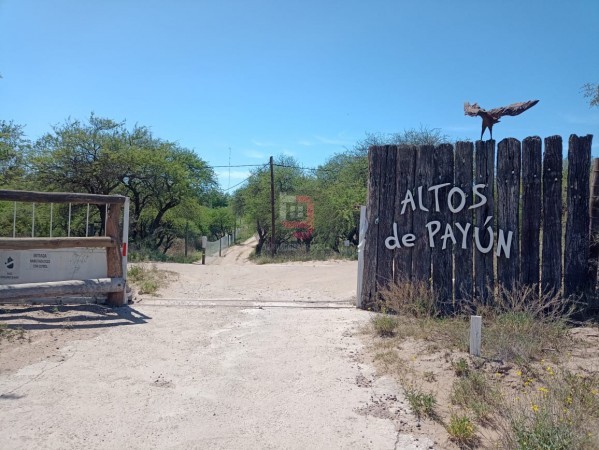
(446, 414), (477, 448)
(127, 264), (177, 295)
(371, 314), (399, 337)
(0, 322), (27, 343)
(404, 385), (437, 419)
(451, 371), (502, 423)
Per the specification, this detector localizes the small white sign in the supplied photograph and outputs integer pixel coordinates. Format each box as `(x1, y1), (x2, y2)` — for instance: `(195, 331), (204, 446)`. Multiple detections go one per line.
(0, 249), (107, 284)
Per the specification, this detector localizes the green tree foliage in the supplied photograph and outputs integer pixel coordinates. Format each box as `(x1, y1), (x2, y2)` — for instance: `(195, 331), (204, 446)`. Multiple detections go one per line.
(234, 155), (310, 255)
(311, 126), (447, 252)
(0, 120), (29, 187)
(207, 206), (235, 240)
(313, 152), (367, 251)
(26, 114), (217, 251)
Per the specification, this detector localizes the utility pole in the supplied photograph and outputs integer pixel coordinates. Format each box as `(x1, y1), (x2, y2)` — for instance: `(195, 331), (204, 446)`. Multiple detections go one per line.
(269, 156), (276, 257)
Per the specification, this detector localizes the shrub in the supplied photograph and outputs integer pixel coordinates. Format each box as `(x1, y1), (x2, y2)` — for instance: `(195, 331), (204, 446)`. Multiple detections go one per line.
(371, 314), (398, 337)
(405, 386), (436, 419)
(378, 280), (438, 318)
(447, 414), (477, 448)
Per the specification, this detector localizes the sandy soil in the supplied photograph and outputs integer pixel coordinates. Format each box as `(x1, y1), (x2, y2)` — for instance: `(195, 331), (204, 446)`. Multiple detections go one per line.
(0, 238), (437, 450)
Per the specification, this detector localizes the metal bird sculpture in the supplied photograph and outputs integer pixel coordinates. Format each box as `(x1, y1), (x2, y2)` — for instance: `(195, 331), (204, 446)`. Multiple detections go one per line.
(464, 100), (539, 140)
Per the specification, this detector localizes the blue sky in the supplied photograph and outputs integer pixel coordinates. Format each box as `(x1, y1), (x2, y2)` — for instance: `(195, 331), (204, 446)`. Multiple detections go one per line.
(1, 0), (598, 190)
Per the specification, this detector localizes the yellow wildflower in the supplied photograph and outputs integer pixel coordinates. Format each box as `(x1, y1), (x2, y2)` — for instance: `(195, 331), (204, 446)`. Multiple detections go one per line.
(531, 404), (539, 413)
(538, 387), (549, 395)
(516, 370), (522, 377)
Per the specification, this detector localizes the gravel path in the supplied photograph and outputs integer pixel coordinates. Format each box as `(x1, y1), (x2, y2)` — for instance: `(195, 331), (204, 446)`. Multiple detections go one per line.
(0, 240), (435, 449)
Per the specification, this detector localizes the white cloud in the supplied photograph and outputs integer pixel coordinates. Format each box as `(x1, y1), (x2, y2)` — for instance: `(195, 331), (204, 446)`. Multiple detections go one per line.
(243, 150), (266, 159)
(297, 140), (313, 146)
(314, 135), (351, 146)
(252, 140), (276, 147)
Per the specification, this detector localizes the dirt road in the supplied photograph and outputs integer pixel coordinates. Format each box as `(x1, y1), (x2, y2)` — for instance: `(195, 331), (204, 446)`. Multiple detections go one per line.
(0, 240), (435, 449)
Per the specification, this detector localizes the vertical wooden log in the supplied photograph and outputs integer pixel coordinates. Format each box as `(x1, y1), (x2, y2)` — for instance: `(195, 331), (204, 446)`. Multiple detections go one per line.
(431, 143), (455, 314)
(375, 146), (397, 300)
(361, 146), (385, 309)
(520, 136), (542, 287)
(496, 138), (521, 290)
(542, 136), (563, 295)
(474, 140), (495, 304)
(411, 145), (435, 284)
(588, 158), (599, 293)
(564, 134), (593, 298)
(454, 142), (474, 312)
(105, 203), (124, 306)
(394, 145), (416, 283)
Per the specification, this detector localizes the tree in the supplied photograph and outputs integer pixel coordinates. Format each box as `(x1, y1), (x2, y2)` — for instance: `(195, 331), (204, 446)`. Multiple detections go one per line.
(313, 126), (447, 252)
(313, 152), (367, 251)
(0, 120), (29, 187)
(234, 155), (309, 255)
(29, 114), (217, 249)
(207, 207), (235, 240)
(582, 83), (599, 108)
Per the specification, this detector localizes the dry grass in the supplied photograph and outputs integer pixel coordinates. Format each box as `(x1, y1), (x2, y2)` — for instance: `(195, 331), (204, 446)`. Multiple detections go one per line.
(127, 264), (178, 295)
(0, 322), (27, 343)
(366, 282), (599, 449)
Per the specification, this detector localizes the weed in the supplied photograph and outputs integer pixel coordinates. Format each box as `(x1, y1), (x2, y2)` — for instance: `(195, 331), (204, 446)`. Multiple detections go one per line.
(0, 323), (27, 343)
(423, 371), (437, 382)
(127, 264), (178, 295)
(452, 357), (470, 377)
(378, 280), (438, 318)
(500, 369), (599, 449)
(404, 385), (436, 419)
(451, 371), (501, 423)
(371, 314), (398, 337)
(446, 414), (477, 448)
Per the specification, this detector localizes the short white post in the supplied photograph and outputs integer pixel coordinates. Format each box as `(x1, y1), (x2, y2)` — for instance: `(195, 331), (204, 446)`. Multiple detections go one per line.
(469, 315), (482, 357)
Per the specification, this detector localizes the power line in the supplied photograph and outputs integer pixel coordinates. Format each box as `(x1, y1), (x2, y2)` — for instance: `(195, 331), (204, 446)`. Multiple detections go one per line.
(209, 163), (268, 168)
(220, 163), (269, 192)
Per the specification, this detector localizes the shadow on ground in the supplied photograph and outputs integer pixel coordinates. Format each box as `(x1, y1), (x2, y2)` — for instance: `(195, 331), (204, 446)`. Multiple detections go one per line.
(0, 304), (151, 330)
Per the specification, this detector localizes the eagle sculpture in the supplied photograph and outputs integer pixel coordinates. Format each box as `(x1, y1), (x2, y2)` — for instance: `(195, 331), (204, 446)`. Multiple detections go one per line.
(464, 100), (539, 140)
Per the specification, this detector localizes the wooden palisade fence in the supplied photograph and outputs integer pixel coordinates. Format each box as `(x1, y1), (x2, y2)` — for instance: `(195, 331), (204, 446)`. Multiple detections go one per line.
(360, 134), (596, 314)
(0, 190), (128, 306)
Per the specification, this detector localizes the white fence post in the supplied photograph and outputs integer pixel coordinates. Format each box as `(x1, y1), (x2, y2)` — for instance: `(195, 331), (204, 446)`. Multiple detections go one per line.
(122, 197), (130, 304)
(469, 315), (482, 357)
(357, 205), (367, 308)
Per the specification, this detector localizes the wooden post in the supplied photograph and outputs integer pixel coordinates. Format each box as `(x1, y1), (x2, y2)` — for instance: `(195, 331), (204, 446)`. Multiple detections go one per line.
(542, 136), (563, 295)
(269, 156), (276, 257)
(374, 146), (397, 299)
(564, 134), (593, 298)
(393, 145), (416, 283)
(520, 136), (542, 287)
(454, 141), (474, 312)
(431, 143), (454, 314)
(496, 138), (521, 290)
(361, 146), (385, 309)
(411, 145), (434, 283)
(588, 158), (599, 293)
(105, 202), (124, 306)
(469, 315), (482, 357)
(474, 140), (495, 304)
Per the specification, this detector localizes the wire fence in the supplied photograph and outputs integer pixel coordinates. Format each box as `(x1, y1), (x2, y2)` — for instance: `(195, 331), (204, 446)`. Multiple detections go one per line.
(203, 229), (240, 258)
